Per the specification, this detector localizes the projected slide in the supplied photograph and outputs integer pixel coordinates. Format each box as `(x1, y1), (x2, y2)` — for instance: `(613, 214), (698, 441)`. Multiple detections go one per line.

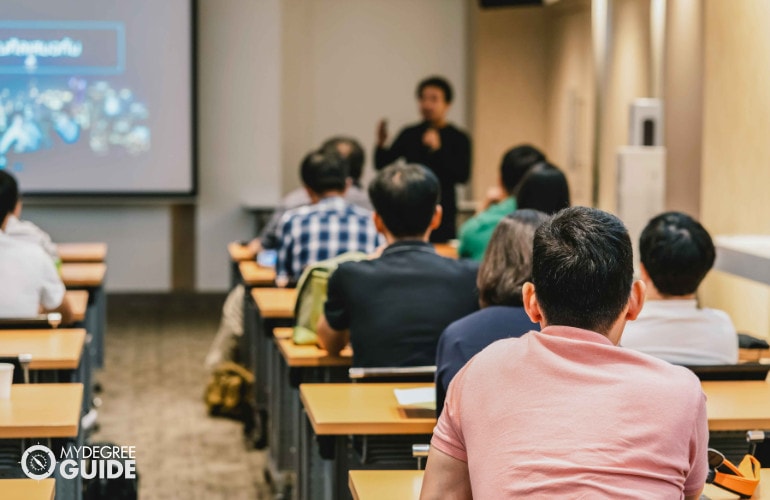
(1, 1), (193, 195)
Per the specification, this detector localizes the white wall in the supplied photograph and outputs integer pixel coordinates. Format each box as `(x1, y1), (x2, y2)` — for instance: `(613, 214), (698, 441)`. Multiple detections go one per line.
(282, 0), (469, 192)
(195, 0), (283, 291)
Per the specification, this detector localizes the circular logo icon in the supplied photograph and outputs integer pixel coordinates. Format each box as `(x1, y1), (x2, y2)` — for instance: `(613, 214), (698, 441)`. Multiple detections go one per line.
(21, 444), (57, 480)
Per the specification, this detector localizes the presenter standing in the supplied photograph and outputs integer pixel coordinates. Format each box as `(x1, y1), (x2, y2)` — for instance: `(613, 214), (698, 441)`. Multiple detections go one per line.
(374, 76), (471, 242)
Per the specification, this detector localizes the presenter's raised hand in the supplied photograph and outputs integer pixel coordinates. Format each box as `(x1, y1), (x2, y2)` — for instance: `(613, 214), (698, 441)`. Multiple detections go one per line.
(376, 119), (388, 148)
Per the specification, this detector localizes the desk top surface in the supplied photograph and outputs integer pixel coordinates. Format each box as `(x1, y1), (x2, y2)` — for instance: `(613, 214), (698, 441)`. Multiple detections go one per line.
(65, 290), (88, 323)
(703, 380), (770, 430)
(300, 383), (435, 436)
(250, 288), (296, 319)
(60, 262), (107, 288)
(275, 337), (352, 367)
(349, 470), (423, 500)
(0, 383), (82, 438)
(57, 242), (107, 263)
(239, 261), (276, 286)
(0, 329), (85, 370)
(0, 478), (55, 500)
(228, 243), (257, 263)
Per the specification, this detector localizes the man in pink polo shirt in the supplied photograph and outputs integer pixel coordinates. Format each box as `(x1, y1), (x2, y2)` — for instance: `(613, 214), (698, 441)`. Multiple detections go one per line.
(421, 207), (708, 499)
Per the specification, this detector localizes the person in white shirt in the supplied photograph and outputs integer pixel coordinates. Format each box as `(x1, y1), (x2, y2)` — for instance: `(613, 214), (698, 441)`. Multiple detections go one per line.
(622, 211), (738, 365)
(4, 200), (58, 261)
(0, 170), (72, 323)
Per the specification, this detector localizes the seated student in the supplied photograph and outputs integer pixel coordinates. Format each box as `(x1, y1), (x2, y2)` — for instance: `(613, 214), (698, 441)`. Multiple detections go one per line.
(435, 210), (547, 413)
(244, 136), (372, 255)
(0, 171), (73, 323)
(205, 149), (380, 370)
(422, 207), (707, 499)
(622, 211), (739, 365)
(5, 197), (58, 261)
(275, 149), (381, 281)
(514, 161), (571, 215)
(317, 163), (479, 367)
(458, 145), (545, 261)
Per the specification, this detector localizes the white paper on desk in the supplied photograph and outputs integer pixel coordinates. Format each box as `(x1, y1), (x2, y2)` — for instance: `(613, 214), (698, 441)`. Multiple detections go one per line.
(394, 388), (436, 410)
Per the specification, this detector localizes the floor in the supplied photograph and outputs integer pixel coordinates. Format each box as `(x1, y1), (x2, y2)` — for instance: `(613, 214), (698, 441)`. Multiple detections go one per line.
(91, 293), (270, 500)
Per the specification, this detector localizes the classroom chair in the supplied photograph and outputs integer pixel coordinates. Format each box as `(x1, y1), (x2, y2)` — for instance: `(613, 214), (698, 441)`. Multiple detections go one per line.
(683, 363), (770, 381)
(0, 313), (62, 330)
(348, 366), (436, 383)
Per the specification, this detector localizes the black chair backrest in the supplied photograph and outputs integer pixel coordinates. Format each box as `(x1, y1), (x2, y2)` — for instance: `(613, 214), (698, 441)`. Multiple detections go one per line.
(0, 314), (60, 330)
(685, 363), (770, 381)
(0, 357), (25, 384)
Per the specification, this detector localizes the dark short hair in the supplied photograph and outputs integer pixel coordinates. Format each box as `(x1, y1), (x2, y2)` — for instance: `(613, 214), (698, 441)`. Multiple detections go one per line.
(515, 163), (570, 215)
(368, 163), (440, 238)
(640, 212), (716, 296)
(300, 149), (347, 194)
(0, 170), (19, 224)
(478, 209), (550, 308)
(500, 145), (546, 193)
(320, 136), (365, 182)
(416, 76), (453, 104)
(532, 207), (634, 334)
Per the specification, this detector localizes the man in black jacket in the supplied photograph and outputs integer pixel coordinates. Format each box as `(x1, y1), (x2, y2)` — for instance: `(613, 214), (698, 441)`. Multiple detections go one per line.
(375, 76), (471, 242)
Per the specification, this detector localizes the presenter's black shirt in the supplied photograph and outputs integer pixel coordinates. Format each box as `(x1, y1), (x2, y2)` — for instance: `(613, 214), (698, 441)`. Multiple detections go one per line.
(324, 241), (479, 368)
(374, 122), (472, 242)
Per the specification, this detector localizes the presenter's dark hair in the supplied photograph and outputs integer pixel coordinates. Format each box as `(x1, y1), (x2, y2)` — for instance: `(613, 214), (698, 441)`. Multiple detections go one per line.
(0, 170), (19, 224)
(640, 211), (716, 296)
(369, 163), (440, 237)
(515, 163), (570, 215)
(532, 207), (634, 334)
(478, 209), (549, 308)
(300, 150), (347, 194)
(416, 76), (453, 104)
(500, 145), (546, 193)
(321, 136), (365, 182)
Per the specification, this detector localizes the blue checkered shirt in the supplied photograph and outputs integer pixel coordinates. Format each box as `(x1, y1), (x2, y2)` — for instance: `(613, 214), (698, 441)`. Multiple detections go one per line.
(276, 196), (383, 279)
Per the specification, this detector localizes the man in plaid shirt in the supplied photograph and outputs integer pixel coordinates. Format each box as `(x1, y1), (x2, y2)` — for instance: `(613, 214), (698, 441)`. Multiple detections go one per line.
(276, 149), (382, 280)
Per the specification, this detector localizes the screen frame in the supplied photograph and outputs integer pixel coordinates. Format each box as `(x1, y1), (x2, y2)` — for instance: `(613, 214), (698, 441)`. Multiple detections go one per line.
(20, 0), (198, 199)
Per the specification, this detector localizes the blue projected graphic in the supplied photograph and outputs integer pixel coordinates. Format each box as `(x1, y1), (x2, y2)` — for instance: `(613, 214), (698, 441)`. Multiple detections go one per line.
(0, 20), (150, 172)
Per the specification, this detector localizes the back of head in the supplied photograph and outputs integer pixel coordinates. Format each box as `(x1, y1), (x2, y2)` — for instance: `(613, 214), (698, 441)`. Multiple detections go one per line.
(416, 76), (453, 103)
(0, 170), (19, 225)
(320, 136), (365, 182)
(478, 209), (550, 308)
(532, 207), (634, 334)
(500, 145), (546, 193)
(640, 211), (715, 296)
(515, 163), (571, 215)
(368, 163), (440, 238)
(300, 149), (347, 195)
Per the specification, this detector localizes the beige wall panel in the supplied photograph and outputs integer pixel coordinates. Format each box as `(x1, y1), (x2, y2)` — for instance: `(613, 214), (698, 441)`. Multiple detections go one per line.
(700, 0), (770, 336)
(470, 5), (548, 201)
(544, 0), (594, 207)
(597, 0), (651, 211)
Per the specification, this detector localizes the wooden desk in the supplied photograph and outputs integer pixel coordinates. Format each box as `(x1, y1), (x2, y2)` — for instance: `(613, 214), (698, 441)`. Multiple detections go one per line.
(60, 263), (106, 288)
(740, 348), (770, 362)
(275, 337), (352, 368)
(0, 383), (82, 438)
(228, 242), (257, 262)
(274, 327), (293, 340)
(239, 261), (277, 287)
(433, 243), (459, 259)
(300, 382), (435, 436)
(349, 470), (423, 500)
(0, 329), (85, 370)
(250, 288), (296, 319)
(65, 290), (88, 323)
(57, 242), (107, 263)
(0, 478), (55, 500)
(703, 380), (770, 431)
